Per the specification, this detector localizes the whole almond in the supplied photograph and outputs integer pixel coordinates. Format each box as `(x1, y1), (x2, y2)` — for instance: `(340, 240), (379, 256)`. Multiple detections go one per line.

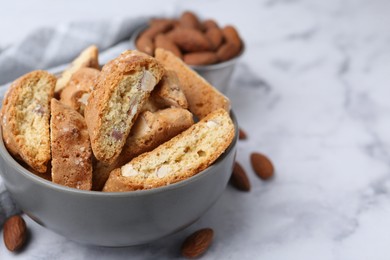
(184, 52), (219, 66)
(222, 25), (242, 49)
(144, 20), (174, 39)
(3, 215), (27, 252)
(169, 28), (213, 52)
(230, 162), (250, 191)
(181, 228), (214, 258)
(154, 34), (182, 59)
(202, 19), (219, 31)
(238, 128), (247, 140)
(205, 27), (224, 50)
(136, 34), (154, 56)
(216, 42), (241, 62)
(179, 11), (202, 30)
(250, 152), (274, 180)
(149, 18), (175, 29)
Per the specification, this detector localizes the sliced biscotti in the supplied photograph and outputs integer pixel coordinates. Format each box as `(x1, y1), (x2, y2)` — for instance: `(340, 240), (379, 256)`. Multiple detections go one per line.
(140, 70), (188, 113)
(1, 70), (56, 173)
(121, 107), (194, 162)
(103, 108), (234, 192)
(84, 50), (165, 164)
(150, 70), (188, 109)
(55, 45), (99, 94)
(50, 99), (92, 190)
(59, 67), (100, 115)
(155, 48), (230, 119)
(93, 107), (194, 190)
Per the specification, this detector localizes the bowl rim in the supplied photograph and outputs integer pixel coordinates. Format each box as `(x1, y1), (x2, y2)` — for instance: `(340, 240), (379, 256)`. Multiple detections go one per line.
(0, 111), (238, 197)
(129, 22), (245, 70)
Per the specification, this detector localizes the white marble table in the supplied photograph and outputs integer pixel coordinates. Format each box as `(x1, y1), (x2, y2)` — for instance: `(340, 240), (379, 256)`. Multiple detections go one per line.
(1, 0), (390, 259)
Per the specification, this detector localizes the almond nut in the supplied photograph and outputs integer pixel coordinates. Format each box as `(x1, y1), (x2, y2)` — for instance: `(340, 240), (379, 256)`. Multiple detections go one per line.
(154, 34), (182, 59)
(230, 162), (250, 191)
(250, 152), (274, 180)
(238, 128), (247, 140)
(202, 19), (219, 31)
(169, 28), (213, 52)
(181, 228), (214, 258)
(3, 215), (27, 252)
(179, 11), (202, 30)
(205, 27), (224, 50)
(222, 25), (242, 49)
(216, 42), (241, 62)
(144, 20), (174, 38)
(183, 52), (219, 66)
(136, 34), (154, 56)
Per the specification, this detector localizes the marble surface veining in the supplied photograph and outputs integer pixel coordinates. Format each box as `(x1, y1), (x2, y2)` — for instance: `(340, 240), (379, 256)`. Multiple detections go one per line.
(1, 0), (390, 259)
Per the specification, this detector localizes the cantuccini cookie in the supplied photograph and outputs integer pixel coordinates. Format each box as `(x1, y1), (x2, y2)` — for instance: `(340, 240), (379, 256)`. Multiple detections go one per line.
(84, 50), (164, 164)
(93, 107), (194, 190)
(59, 67), (99, 115)
(140, 69), (188, 113)
(150, 70), (188, 109)
(55, 45), (99, 94)
(50, 99), (92, 190)
(1, 70), (56, 173)
(155, 48), (230, 119)
(103, 108), (234, 192)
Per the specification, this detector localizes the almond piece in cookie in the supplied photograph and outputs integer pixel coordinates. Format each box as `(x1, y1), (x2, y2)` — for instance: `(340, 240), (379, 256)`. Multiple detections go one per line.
(155, 48), (230, 119)
(51, 99), (92, 190)
(55, 45), (99, 94)
(1, 70), (56, 173)
(59, 67), (99, 115)
(93, 107), (194, 190)
(84, 50), (164, 164)
(103, 108), (234, 192)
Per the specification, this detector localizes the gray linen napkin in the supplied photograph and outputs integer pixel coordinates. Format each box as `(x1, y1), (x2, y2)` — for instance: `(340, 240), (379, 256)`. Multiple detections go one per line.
(0, 16), (149, 226)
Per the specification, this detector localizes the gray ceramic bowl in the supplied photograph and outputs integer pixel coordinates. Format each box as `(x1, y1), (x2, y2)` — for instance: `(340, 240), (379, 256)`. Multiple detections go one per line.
(0, 112), (238, 247)
(129, 24), (244, 93)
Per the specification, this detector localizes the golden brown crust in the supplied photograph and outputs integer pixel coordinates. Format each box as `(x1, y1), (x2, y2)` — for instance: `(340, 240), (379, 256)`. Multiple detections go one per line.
(1, 117), (19, 158)
(122, 108), (194, 162)
(50, 99), (92, 190)
(154, 48), (230, 119)
(84, 50), (165, 164)
(55, 45), (99, 94)
(59, 67), (99, 115)
(92, 107), (194, 191)
(1, 70), (56, 173)
(150, 70), (188, 109)
(103, 108), (234, 192)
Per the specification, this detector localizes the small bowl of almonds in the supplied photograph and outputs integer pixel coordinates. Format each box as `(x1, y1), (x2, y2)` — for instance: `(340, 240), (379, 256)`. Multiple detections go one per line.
(130, 11), (244, 93)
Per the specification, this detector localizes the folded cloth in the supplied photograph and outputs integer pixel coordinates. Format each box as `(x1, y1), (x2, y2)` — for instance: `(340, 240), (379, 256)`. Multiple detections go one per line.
(0, 16), (150, 226)
(0, 184), (21, 225)
(0, 17), (148, 86)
